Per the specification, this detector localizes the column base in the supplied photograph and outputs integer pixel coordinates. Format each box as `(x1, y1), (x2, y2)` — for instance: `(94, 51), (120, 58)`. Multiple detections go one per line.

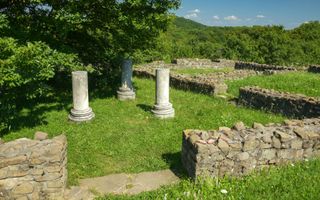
(117, 87), (136, 101)
(68, 107), (95, 122)
(152, 103), (175, 119)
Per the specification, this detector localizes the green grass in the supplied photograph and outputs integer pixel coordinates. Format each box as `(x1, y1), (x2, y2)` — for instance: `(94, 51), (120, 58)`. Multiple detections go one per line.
(172, 67), (234, 75)
(100, 159), (320, 200)
(2, 78), (284, 185)
(227, 72), (320, 97)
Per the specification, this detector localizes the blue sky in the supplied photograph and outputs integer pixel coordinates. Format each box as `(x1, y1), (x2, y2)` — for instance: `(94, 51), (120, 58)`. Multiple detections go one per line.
(175, 0), (320, 29)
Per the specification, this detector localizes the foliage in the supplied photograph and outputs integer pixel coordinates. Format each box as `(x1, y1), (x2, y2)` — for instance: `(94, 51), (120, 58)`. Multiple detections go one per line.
(140, 17), (320, 66)
(0, 0), (180, 66)
(0, 37), (84, 132)
(2, 78), (284, 185)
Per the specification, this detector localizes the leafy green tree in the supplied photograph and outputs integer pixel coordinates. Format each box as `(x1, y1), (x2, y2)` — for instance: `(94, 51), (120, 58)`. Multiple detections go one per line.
(1, 0), (180, 66)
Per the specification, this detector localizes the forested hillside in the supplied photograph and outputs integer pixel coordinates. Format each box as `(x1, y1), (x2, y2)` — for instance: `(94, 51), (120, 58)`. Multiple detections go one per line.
(134, 16), (320, 66)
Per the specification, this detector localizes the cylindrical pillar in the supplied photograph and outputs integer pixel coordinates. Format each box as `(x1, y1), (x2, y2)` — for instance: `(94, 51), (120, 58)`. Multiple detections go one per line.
(152, 68), (175, 119)
(117, 59), (136, 100)
(69, 71), (95, 122)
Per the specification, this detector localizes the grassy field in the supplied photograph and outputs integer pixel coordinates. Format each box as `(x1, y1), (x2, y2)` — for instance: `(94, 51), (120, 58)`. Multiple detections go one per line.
(227, 72), (320, 97)
(2, 78), (284, 185)
(172, 67), (234, 75)
(101, 159), (320, 200)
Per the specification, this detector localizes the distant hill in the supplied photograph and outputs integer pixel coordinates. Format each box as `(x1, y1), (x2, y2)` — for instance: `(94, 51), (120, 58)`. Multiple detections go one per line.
(173, 16), (207, 30)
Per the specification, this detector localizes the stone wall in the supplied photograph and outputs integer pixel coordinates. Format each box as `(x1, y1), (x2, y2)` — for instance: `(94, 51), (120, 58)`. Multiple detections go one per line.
(182, 118), (320, 179)
(238, 86), (320, 118)
(172, 58), (236, 68)
(235, 61), (296, 72)
(0, 133), (67, 199)
(308, 65), (320, 73)
(134, 68), (228, 95)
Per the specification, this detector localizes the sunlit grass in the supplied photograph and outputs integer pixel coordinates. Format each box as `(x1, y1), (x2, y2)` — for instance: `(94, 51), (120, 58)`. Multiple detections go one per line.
(227, 71), (320, 97)
(3, 78), (284, 185)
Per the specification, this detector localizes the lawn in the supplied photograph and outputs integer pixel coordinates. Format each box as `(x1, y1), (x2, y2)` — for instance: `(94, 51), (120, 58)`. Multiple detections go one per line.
(2, 78), (284, 185)
(101, 159), (320, 200)
(171, 67), (234, 75)
(227, 71), (320, 97)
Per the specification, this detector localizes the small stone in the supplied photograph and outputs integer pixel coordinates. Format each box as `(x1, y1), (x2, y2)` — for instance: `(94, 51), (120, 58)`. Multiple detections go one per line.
(217, 139), (230, 153)
(274, 130), (293, 142)
(260, 149), (276, 160)
(188, 134), (201, 144)
(219, 127), (231, 132)
(237, 152), (250, 161)
(0, 167), (8, 179)
(0, 138), (4, 145)
(207, 139), (215, 144)
(233, 122), (246, 131)
(272, 137), (281, 149)
(262, 135), (272, 143)
(34, 131), (48, 141)
(243, 138), (259, 151)
(253, 122), (264, 130)
(200, 132), (210, 141)
(0, 155), (27, 169)
(197, 140), (207, 145)
(306, 131), (320, 140)
(13, 182), (34, 195)
(291, 140), (303, 149)
(293, 128), (308, 139)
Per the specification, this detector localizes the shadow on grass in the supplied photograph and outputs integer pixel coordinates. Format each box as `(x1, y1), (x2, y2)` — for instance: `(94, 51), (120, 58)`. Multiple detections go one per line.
(162, 152), (188, 179)
(136, 104), (153, 113)
(1, 75), (122, 137)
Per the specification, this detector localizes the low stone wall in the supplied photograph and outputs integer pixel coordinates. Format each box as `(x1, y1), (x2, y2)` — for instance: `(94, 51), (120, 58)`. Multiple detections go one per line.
(182, 118), (320, 179)
(134, 69), (228, 95)
(238, 86), (320, 118)
(308, 65), (320, 73)
(172, 58), (236, 68)
(235, 61), (296, 72)
(0, 133), (67, 199)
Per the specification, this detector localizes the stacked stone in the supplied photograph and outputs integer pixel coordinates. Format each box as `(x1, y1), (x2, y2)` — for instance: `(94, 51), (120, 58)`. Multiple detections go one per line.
(235, 61), (296, 72)
(173, 58), (213, 67)
(239, 86), (320, 118)
(182, 118), (320, 179)
(308, 65), (320, 73)
(133, 68), (228, 95)
(0, 133), (67, 199)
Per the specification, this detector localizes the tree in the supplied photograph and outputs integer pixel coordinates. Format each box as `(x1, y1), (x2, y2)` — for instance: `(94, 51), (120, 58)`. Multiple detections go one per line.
(0, 0), (181, 67)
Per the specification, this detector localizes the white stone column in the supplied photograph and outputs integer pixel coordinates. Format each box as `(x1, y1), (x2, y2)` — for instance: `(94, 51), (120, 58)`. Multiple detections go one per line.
(117, 59), (136, 100)
(152, 68), (175, 119)
(69, 71), (95, 122)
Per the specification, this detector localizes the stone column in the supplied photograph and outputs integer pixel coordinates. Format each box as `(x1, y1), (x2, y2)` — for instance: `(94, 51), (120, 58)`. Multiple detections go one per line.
(69, 71), (95, 122)
(117, 59), (136, 100)
(152, 68), (175, 119)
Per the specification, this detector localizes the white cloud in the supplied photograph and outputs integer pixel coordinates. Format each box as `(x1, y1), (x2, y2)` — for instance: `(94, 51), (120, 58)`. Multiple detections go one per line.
(256, 15), (265, 19)
(213, 15), (220, 20)
(189, 9), (200, 13)
(224, 15), (239, 21)
(185, 13), (198, 19)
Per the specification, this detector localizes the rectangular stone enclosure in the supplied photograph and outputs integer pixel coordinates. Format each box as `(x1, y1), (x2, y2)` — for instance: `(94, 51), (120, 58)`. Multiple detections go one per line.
(0, 135), (67, 199)
(182, 118), (320, 179)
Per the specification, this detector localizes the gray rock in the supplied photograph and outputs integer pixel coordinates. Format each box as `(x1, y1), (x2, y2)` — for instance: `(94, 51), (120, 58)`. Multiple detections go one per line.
(233, 122), (246, 131)
(34, 131), (48, 141)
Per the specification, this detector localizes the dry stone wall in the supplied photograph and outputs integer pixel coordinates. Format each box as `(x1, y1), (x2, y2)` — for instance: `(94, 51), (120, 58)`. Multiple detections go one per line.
(238, 86), (320, 118)
(0, 134), (67, 200)
(235, 61), (296, 72)
(308, 65), (320, 73)
(172, 58), (236, 68)
(182, 118), (320, 179)
(134, 68), (228, 95)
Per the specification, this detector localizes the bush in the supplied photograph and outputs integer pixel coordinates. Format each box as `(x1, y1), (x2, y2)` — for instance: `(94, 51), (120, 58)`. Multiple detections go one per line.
(0, 37), (86, 132)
